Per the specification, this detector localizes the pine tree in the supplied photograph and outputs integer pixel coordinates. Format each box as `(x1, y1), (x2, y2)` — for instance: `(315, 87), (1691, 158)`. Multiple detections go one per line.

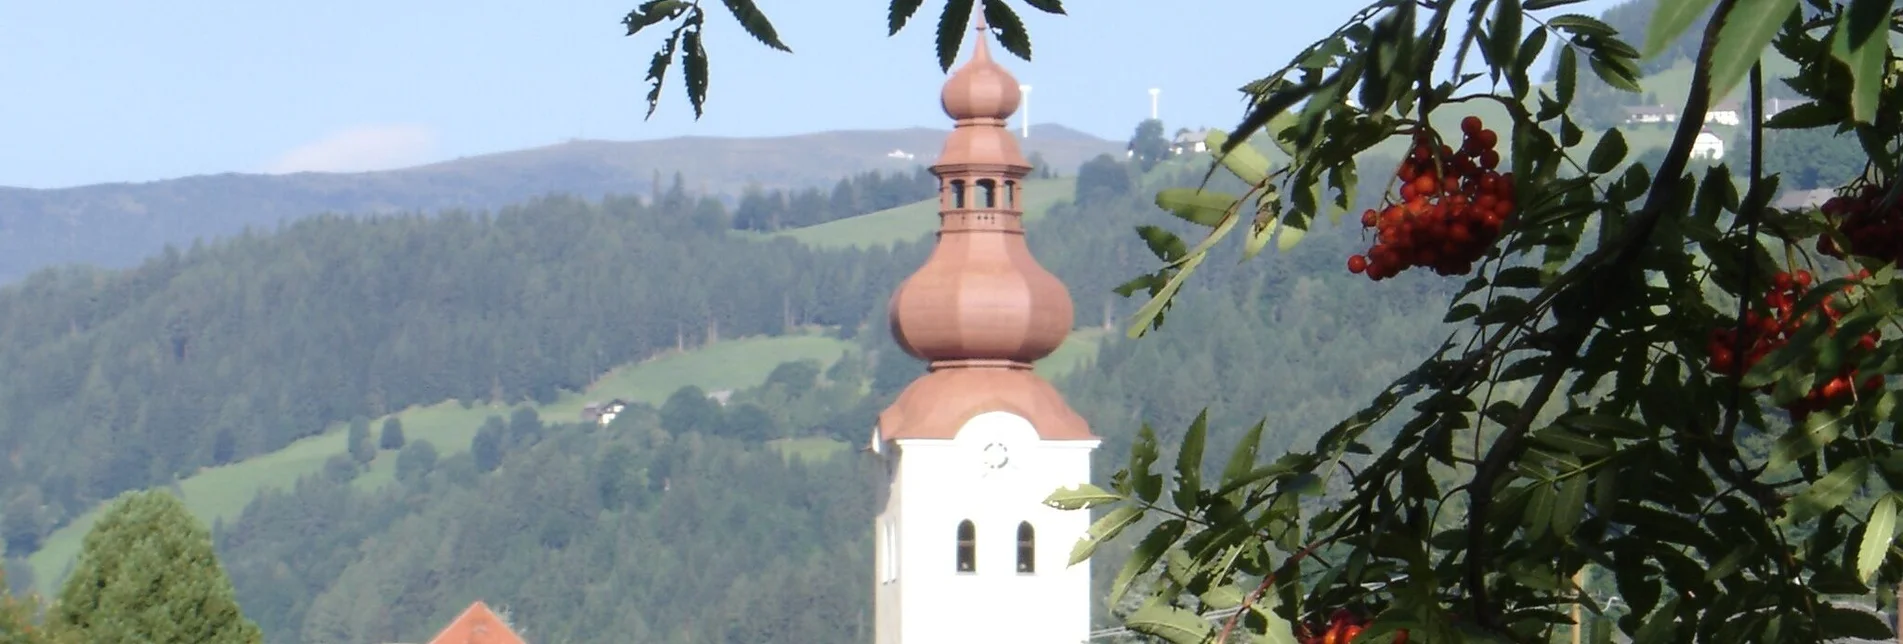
(378, 417), (405, 450)
(347, 418), (373, 464)
(52, 491), (261, 644)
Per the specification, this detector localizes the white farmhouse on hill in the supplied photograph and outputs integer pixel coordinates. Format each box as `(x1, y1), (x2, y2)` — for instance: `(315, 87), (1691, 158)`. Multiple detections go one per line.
(1704, 100), (1743, 127)
(1692, 130), (1726, 160)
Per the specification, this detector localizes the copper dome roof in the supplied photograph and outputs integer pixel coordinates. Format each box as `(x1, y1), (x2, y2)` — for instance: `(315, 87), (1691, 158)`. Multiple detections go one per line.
(876, 19), (1094, 444)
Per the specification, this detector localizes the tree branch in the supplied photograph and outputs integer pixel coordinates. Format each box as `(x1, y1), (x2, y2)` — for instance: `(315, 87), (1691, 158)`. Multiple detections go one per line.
(1460, 0), (1740, 633)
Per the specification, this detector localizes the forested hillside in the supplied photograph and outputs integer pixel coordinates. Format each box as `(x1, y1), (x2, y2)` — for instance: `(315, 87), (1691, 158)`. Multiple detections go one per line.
(0, 125), (1117, 283)
(81, 145), (1456, 642)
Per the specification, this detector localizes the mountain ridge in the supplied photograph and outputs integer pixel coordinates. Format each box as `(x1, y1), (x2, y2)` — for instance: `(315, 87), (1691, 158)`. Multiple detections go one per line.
(0, 124), (1121, 284)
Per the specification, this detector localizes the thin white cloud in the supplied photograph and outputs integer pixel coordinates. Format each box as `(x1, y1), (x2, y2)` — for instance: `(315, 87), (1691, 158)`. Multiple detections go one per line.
(263, 124), (438, 174)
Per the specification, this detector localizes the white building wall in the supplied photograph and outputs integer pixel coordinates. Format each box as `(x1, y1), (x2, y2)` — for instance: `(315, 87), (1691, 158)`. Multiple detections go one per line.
(874, 411), (1100, 644)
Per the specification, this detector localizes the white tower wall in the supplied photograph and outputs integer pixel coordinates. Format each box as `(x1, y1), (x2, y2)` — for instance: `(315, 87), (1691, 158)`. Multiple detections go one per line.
(874, 411), (1099, 644)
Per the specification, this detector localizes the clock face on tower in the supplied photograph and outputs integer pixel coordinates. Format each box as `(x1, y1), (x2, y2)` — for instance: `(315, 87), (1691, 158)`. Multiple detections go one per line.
(980, 442), (1011, 471)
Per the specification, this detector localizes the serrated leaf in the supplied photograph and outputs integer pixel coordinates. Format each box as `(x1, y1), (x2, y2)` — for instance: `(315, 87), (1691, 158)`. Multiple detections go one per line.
(1172, 411), (1207, 513)
(1643, 0), (1718, 60)
(1493, 266), (1544, 288)
(1071, 505), (1144, 566)
(642, 29), (684, 119)
(1817, 604), (1893, 639)
(1277, 222), (1307, 252)
(1546, 13), (1619, 38)
(1220, 420), (1266, 490)
(623, 0), (685, 35)
(1830, 7), (1890, 125)
(1588, 54), (1642, 93)
(1762, 101), (1841, 129)
(1155, 188), (1237, 227)
(1204, 130), (1273, 184)
(1020, 0), (1066, 14)
(1587, 128), (1628, 174)
(682, 28), (710, 118)
(1556, 46), (1578, 104)
(887, 0), (926, 35)
(1125, 603), (1218, 644)
(1525, 0), (1587, 8)
(1783, 457), (1870, 525)
(1109, 519), (1184, 605)
(1707, 0), (1799, 105)
(981, 0), (1033, 61)
(720, 0), (790, 52)
(935, 0), (977, 72)
(1858, 494), (1898, 583)
(1044, 483), (1122, 511)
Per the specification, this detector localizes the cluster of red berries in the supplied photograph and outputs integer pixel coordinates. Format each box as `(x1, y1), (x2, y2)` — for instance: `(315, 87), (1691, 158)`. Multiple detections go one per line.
(1348, 115), (1517, 280)
(1299, 610), (1407, 644)
(1817, 183), (1903, 264)
(1705, 269), (1882, 421)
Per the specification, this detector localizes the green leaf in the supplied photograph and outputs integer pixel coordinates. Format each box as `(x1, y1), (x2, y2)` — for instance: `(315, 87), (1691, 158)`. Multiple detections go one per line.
(1763, 101), (1843, 129)
(1587, 128), (1628, 174)
(1525, 0), (1588, 8)
(1783, 457), (1871, 526)
(1551, 473), (1588, 535)
(1204, 130), (1273, 184)
(1817, 604), (1894, 639)
(642, 29), (685, 119)
(1172, 411), (1207, 513)
(1493, 266), (1544, 289)
(981, 0), (1033, 61)
(1858, 494), (1898, 583)
(887, 0), (926, 35)
(1136, 226), (1188, 263)
(1707, 0), (1799, 105)
(720, 0), (791, 52)
(1044, 483), (1122, 511)
(1070, 505), (1144, 566)
(1124, 603), (1218, 644)
(1019, 0), (1066, 14)
(623, 0), (686, 36)
(935, 0), (977, 72)
(682, 28), (710, 118)
(1555, 46), (1578, 105)
(1633, 596), (1680, 643)
(1277, 221), (1307, 252)
(1109, 519), (1185, 605)
(1643, 0), (1718, 60)
(1558, 413), (1649, 439)
(1830, 7), (1891, 125)
(1155, 188), (1237, 227)
(1220, 420), (1266, 490)
(1545, 13), (1618, 37)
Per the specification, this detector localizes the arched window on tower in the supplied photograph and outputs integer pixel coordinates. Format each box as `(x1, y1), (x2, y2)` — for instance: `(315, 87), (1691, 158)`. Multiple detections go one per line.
(950, 180), (967, 209)
(977, 179), (997, 208)
(1004, 180), (1017, 208)
(1017, 522), (1036, 573)
(956, 520), (977, 573)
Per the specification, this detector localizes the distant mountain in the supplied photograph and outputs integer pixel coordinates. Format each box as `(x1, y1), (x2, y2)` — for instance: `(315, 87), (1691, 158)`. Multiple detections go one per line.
(0, 124), (1120, 284)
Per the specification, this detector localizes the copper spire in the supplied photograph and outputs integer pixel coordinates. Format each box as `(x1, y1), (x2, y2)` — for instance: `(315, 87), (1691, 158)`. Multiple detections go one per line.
(877, 18), (1092, 443)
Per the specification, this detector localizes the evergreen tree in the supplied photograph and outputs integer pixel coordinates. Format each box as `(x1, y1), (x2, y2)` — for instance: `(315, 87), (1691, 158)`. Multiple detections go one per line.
(472, 417), (507, 473)
(53, 491), (260, 644)
(377, 417), (405, 450)
(395, 440), (437, 483)
(346, 418), (373, 464)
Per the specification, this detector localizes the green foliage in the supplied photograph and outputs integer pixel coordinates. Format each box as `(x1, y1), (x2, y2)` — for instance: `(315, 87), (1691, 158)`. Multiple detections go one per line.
(1129, 120), (1173, 173)
(624, 0), (1066, 117)
(54, 491), (260, 644)
(377, 417), (405, 451)
(346, 419), (373, 465)
(394, 439), (437, 484)
(1045, 0), (1903, 641)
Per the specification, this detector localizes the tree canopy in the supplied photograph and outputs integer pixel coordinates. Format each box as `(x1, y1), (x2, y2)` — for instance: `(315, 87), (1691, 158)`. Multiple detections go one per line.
(54, 491), (260, 644)
(631, 0), (1903, 642)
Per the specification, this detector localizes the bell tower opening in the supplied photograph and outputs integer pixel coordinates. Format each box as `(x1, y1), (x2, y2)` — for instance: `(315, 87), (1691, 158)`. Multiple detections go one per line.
(955, 520), (977, 573)
(1016, 521), (1036, 573)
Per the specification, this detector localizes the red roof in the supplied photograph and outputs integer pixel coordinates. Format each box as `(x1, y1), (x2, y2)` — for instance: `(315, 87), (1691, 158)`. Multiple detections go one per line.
(427, 601), (527, 644)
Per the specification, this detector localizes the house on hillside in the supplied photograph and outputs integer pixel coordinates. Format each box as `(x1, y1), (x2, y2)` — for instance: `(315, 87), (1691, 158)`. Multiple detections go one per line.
(580, 399), (627, 427)
(1624, 104), (1678, 125)
(886, 149), (916, 160)
(1171, 128), (1217, 155)
(1692, 130), (1726, 160)
(707, 389), (734, 407)
(384, 600), (526, 644)
(1705, 100), (1743, 126)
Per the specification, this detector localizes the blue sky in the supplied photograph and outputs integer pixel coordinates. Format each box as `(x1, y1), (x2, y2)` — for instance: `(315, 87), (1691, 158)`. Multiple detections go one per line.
(1, 0), (1624, 189)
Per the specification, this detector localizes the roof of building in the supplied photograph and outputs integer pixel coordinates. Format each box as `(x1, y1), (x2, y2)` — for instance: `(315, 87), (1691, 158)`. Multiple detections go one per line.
(878, 17), (1093, 443)
(426, 601), (527, 644)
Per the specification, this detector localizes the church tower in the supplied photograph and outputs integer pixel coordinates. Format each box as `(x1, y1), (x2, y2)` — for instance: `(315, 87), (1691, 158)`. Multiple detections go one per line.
(870, 18), (1100, 644)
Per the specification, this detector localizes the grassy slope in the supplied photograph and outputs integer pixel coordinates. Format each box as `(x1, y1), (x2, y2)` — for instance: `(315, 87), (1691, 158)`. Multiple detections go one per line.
(26, 333), (855, 594)
(25, 178), (1115, 592)
(769, 177), (1077, 249)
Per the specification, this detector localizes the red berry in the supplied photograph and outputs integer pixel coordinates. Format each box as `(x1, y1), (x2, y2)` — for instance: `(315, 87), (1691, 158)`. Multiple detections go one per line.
(1347, 255), (1369, 274)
